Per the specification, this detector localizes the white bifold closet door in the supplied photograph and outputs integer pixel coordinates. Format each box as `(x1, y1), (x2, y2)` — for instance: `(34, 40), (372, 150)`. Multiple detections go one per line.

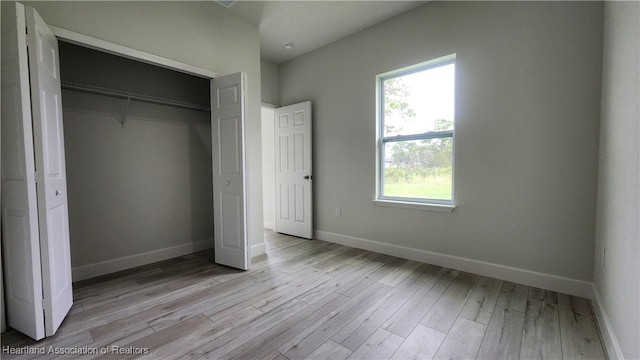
(1, 2), (73, 340)
(211, 73), (250, 270)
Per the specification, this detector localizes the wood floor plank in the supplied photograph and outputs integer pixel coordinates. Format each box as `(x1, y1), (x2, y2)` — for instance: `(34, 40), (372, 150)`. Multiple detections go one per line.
(264, 231), (306, 252)
(73, 322), (156, 360)
(520, 299), (562, 360)
(215, 240), (325, 284)
(0, 231), (606, 360)
(90, 276), (256, 340)
(347, 329), (404, 360)
(71, 261), (169, 290)
(421, 271), (479, 333)
(261, 350), (291, 360)
(476, 306), (525, 359)
(276, 241), (343, 275)
(162, 265), (236, 292)
(311, 247), (372, 272)
(72, 282), (172, 318)
(183, 298), (310, 359)
(73, 269), (160, 303)
(222, 293), (348, 360)
(3, 331), (94, 360)
(433, 317), (486, 360)
(266, 239), (330, 265)
(251, 268), (334, 313)
(377, 260), (423, 287)
(338, 256), (407, 298)
(204, 265), (327, 323)
(528, 287), (558, 304)
(330, 294), (387, 349)
(138, 306), (264, 360)
(496, 281), (528, 312)
(296, 254), (384, 305)
(94, 315), (214, 360)
(459, 276), (503, 325)
(278, 283), (393, 359)
(134, 255), (214, 285)
(53, 285), (174, 338)
(305, 340), (352, 360)
(0, 329), (35, 348)
(68, 303), (84, 315)
(390, 324), (446, 360)
(333, 263), (434, 351)
(280, 243), (352, 275)
(312, 263), (382, 299)
(382, 267), (456, 338)
(557, 294), (605, 360)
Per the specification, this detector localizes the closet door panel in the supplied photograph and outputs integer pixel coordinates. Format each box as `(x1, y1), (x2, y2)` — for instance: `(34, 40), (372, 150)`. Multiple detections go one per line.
(26, 5), (74, 337)
(0, 1), (46, 340)
(211, 73), (249, 270)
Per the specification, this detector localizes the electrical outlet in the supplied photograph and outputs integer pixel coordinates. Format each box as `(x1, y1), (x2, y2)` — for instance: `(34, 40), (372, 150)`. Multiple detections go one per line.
(335, 207), (341, 217)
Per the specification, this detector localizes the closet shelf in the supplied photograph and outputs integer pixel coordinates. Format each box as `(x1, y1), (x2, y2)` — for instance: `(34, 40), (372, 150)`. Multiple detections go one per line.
(61, 81), (211, 112)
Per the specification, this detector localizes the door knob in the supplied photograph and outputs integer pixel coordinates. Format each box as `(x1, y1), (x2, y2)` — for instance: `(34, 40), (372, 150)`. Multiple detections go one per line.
(304, 175), (312, 180)
(55, 190), (61, 196)
(225, 180), (230, 186)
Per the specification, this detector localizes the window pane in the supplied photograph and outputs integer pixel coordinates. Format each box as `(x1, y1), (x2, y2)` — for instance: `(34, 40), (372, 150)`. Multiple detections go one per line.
(383, 63), (455, 137)
(383, 138), (453, 200)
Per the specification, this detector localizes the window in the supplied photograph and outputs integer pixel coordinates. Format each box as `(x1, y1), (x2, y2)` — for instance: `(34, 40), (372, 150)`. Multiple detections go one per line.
(376, 55), (456, 207)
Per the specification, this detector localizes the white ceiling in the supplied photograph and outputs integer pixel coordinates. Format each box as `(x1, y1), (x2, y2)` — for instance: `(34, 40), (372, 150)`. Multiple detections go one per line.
(219, 1), (427, 64)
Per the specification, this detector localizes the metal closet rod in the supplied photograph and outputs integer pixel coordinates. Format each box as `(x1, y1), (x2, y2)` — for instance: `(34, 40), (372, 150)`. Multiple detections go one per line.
(61, 81), (211, 112)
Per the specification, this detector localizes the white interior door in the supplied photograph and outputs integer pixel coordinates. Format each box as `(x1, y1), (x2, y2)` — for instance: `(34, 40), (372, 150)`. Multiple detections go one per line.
(1, 1), (46, 340)
(26, 6), (74, 336)
(275, 101), (313, 239)
(211, 73), (249, 270)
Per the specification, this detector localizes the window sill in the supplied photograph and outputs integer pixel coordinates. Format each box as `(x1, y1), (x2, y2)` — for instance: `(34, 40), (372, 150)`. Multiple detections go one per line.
(373, 199), (456, 213)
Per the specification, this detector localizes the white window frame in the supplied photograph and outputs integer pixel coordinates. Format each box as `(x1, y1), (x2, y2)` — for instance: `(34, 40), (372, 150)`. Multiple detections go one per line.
(375, 54), (457, 212)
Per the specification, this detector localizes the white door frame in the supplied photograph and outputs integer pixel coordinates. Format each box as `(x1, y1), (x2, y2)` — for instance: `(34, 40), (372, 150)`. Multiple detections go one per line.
(261, 105), (277, 231)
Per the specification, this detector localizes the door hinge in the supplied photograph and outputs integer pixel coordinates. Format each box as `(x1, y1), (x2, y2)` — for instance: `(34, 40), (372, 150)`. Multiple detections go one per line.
(34, 171), (38, 183)
(42, 298), (45, 308)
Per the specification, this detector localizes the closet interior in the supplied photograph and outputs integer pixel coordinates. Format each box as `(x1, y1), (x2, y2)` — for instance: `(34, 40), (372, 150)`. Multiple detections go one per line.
(59, 42), (215, 280)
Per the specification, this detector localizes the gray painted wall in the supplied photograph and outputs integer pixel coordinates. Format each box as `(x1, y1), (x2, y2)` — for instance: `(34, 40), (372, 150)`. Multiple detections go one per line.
(594, 2), (640, 359)
(279, 1), (603, 281)
(59, 41), (210, 107)
(261, 58), (280, 106)
(60, 42), (213, 271)
(62, 93), (212, 269)
(28, 1), (264, 252)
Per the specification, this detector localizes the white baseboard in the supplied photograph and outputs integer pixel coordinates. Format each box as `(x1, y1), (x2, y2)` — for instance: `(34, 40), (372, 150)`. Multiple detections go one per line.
(263, 220), (275, 231)
(314, 230), (593, 298)
(251, 242), (267, 257)
(72, 239), (213, 281)
(590, 284), (625, 359)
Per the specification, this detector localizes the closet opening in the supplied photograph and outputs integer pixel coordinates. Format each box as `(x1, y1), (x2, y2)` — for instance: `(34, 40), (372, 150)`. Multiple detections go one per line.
(58, 41), (215, 281)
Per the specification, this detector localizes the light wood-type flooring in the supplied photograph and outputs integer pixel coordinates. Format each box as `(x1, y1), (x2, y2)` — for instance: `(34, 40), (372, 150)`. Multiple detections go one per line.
(2, 231), (606, 359)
